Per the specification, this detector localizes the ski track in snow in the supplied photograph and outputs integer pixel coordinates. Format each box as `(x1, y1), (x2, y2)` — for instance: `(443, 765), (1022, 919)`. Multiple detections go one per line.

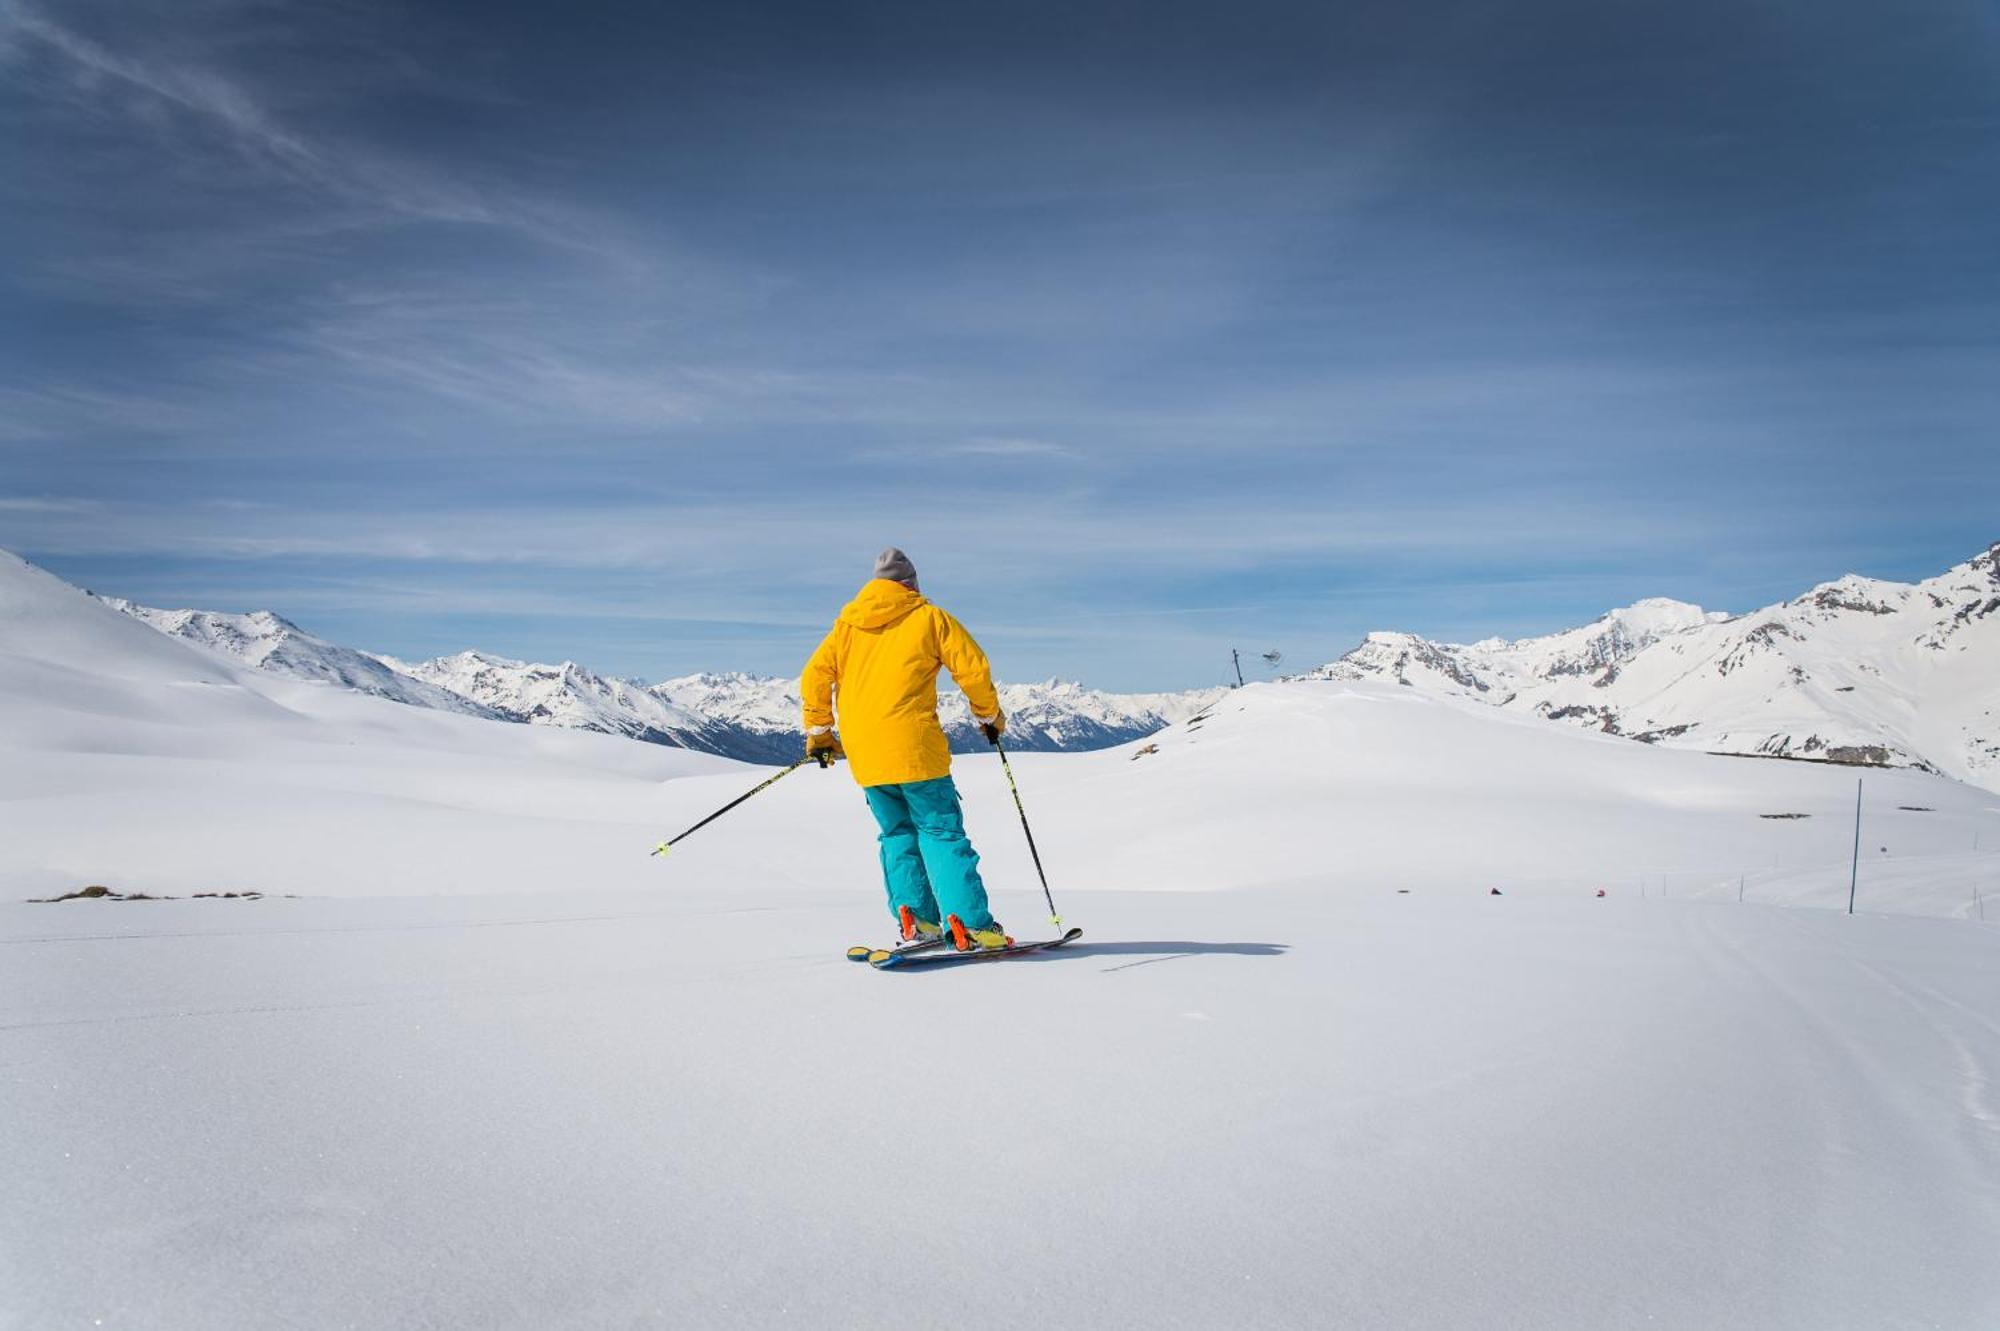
(1850, 956), (2000, 1147)
(1672, 907), (2000, 1326)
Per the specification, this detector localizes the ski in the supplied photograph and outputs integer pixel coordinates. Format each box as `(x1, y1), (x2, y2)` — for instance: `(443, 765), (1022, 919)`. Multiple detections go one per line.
(869, 926), (1083, 970)
(846, 935), (951, 965)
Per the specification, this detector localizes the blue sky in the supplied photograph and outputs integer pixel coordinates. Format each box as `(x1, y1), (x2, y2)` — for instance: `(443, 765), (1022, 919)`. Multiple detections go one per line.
(3, 0), (1996, 690)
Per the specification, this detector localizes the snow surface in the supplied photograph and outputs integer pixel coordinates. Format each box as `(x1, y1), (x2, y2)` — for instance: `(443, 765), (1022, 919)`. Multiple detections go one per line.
(7, 549), (2000, 1327)
(9, 888), (2000, 1329)
(0, 551), (738, 902)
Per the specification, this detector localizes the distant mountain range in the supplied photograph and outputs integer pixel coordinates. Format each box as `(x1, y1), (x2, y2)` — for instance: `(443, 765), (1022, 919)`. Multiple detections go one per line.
(98, 595), (1222, 763)
(71, 541), (2000, 790)
(1301, 541), (2000, 791)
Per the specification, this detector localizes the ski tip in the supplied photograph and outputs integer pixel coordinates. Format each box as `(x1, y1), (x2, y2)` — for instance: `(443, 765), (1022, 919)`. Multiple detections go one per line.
(845, 945), (875, 962)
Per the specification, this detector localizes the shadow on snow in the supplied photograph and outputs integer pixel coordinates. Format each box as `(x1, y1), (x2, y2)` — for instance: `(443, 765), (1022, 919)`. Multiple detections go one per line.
(1056, 940), (1290, 973)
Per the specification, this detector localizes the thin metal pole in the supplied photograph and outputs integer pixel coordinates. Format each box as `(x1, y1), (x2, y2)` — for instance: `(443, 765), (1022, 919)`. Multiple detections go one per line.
(650, 758), (810, 857)
(1847, 778), (1862, 915)
(995, 738), (1062, 928)
(1738, 875), (1745, 903)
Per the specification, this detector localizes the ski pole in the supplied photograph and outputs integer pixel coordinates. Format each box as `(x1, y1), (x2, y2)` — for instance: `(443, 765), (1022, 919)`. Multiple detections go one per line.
(650, 756), (814, 857)
(990, 733), (1062, 928)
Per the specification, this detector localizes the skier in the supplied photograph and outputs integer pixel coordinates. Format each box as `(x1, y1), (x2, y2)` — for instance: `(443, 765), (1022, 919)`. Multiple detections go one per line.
(802, 547), (1011, 953)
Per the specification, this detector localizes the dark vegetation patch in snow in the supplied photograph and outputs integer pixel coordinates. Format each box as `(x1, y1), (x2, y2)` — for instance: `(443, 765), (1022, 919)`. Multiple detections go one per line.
(29, 884), (275, 903)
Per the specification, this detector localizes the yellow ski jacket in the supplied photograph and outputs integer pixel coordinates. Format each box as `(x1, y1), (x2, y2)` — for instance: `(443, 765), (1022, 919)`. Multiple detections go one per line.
(802, 579), (1001, 788)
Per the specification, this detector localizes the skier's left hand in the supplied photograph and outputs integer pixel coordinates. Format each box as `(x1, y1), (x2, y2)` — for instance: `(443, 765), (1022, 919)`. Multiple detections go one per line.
(806, 729), (843, 768)
(977, 711), (1006, 746)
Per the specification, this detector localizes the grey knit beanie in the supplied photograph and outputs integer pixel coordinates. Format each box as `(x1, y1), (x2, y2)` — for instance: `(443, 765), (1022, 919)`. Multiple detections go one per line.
(873, 547), (918, 590)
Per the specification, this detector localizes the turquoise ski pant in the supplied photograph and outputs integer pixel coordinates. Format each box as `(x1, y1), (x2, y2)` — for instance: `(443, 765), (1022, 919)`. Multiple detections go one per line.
(861, 775), (996, 931)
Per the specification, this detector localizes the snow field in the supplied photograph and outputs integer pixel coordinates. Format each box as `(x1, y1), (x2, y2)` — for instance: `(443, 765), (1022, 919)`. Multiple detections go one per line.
(5, 887), (1998, 1328)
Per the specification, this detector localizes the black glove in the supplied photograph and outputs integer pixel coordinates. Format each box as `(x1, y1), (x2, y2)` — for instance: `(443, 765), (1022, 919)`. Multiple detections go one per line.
(806, 731), (842, 768)
(978, 712), (1006, 746)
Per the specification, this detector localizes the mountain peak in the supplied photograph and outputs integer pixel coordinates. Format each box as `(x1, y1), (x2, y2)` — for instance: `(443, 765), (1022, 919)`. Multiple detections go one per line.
(1792, 574), (1907, 617)
(1596, 597), (1714, 634)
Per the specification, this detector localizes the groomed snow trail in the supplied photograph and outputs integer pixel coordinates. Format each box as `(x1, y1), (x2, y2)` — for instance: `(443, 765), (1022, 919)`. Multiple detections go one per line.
(5, 888), (1996, 1330)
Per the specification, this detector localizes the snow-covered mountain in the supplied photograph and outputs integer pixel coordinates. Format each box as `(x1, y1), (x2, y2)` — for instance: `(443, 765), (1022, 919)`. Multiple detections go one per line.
(376, 651), (795, 762)
(644, 670), (1219, 756)
(380, 654), (1219, 761)
(97, 600), (503, 720)
(95, 581), (1221, 762)
(1305, 541), (2000, 790)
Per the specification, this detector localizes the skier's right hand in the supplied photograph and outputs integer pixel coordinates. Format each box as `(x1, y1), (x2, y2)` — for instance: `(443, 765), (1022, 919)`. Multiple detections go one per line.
(806, 729), (843, 768)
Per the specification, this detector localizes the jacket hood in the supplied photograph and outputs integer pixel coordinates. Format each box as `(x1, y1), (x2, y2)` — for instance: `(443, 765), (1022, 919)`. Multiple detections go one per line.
(839, 578), (928, 630)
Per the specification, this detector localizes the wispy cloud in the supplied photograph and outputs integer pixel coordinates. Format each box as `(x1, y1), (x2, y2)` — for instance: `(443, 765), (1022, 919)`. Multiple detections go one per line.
(7, 6), (322, 171)
(0, 386), (211, 441)
(0, 490), (1776, 575)
(3, 3), (663, 269)
(853, 435), (1081, 465)
(0, 496), (102, 513)
(950, 436), (1074, 458)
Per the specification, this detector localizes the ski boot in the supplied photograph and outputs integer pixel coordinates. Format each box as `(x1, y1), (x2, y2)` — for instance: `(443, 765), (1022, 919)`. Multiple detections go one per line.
(898, 905), (944, 943)
(946, 913), (1013, 953)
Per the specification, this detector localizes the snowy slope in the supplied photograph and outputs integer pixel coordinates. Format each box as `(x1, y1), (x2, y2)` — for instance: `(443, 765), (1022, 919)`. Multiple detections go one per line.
(8, 885), (1999, 1330)
(1308, 541), (2000, 791)
(8, 547), (2000, 1328)
(0, 552), (739, 901)
(9, 548), (1997, 915)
